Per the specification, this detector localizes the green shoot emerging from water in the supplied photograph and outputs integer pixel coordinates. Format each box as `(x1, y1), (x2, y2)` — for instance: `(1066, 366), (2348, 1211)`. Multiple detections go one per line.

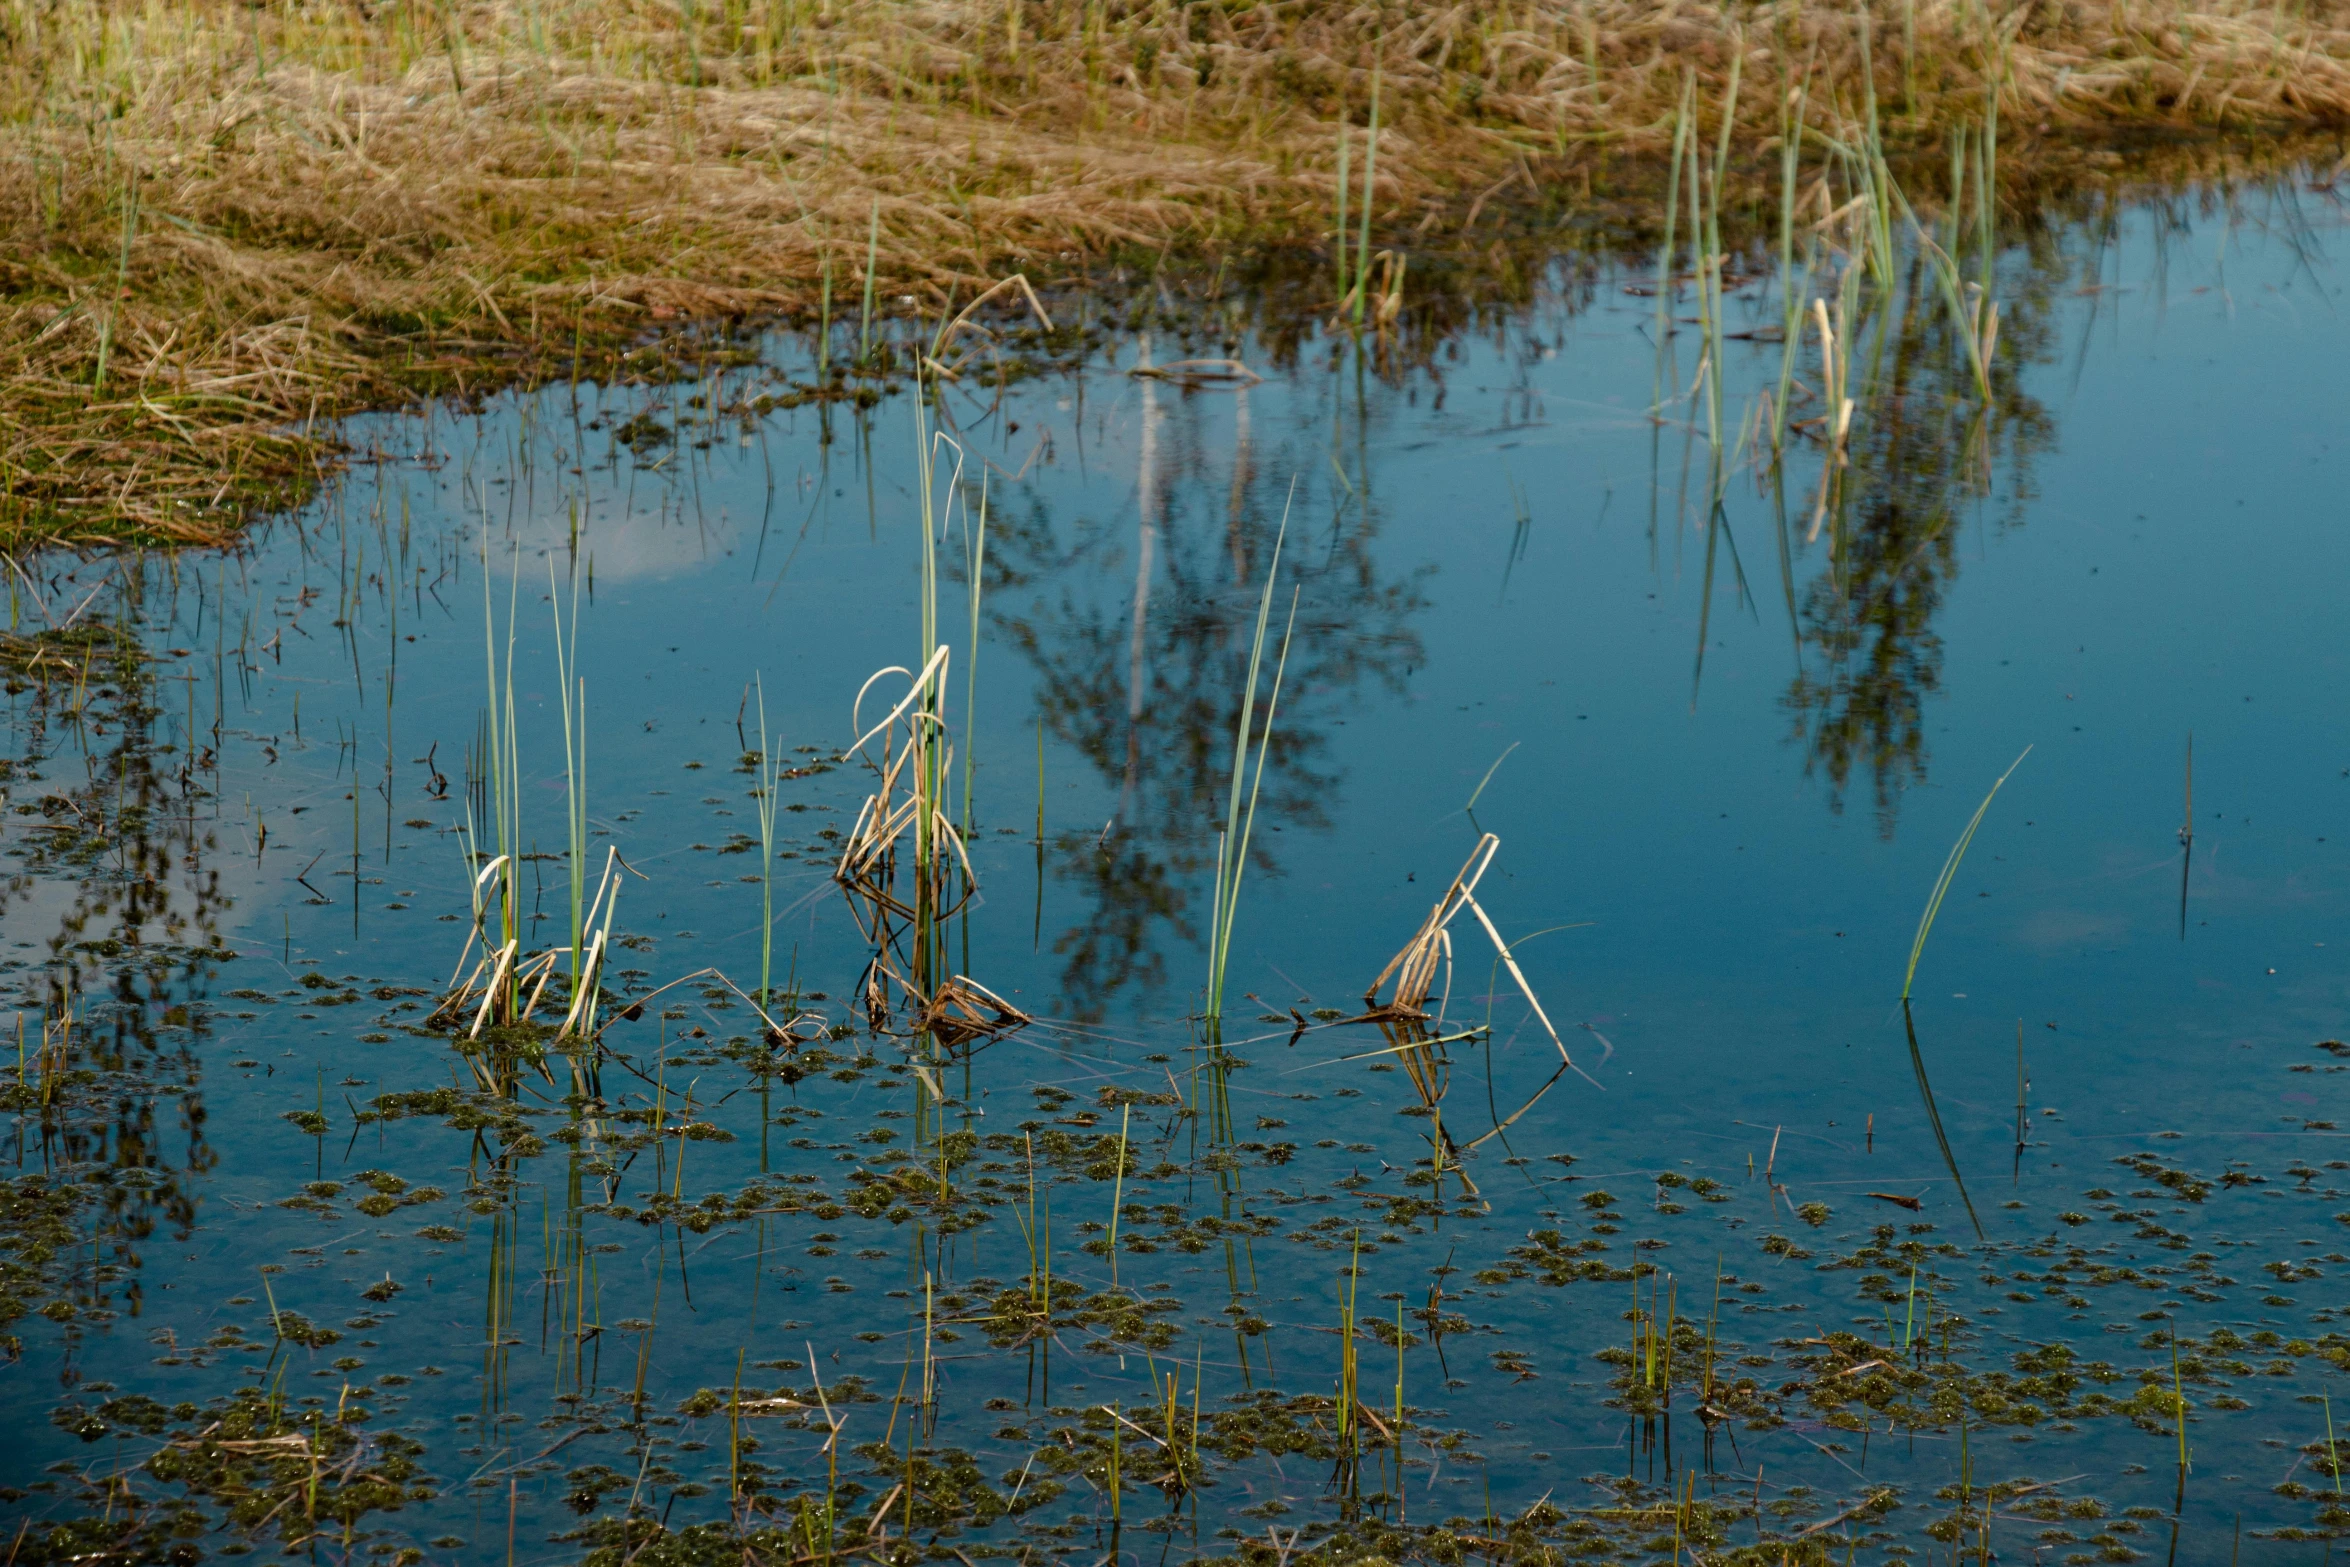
(1203, 496), (1297, 1033)
(1901, 746), (2030, 1002)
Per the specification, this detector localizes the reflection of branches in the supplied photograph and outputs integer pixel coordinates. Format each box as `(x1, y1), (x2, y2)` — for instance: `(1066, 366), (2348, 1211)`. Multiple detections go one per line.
(985, 398), (1428, 1019)
(0, 567), (226, 1337)
(1783, 252), (2056, 835)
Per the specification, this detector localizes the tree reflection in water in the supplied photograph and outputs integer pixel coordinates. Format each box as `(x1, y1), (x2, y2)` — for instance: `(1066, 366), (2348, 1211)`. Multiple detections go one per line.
(1780, 246), (2058, 835)
(0, 570), (228, 1375)
(983, 338), (1430, 1021)
(988, 222), (2072, 1013)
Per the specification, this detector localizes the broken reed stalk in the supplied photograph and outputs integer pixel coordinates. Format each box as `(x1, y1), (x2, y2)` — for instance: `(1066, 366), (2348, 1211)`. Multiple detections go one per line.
(1811, 294), (1854, 473)
(1364, 834), (1578, 1076)
(1900, 747), (2031, 1002)
(1641, 1271), (1659, 1389)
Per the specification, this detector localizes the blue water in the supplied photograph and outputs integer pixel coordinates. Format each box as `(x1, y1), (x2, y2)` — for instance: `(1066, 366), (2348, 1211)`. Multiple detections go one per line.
(3, 180), (2348, 1563)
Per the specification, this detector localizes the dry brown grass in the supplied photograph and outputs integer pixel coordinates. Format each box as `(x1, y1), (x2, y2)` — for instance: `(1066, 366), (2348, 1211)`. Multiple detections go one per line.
(3, 0), (2346, 544)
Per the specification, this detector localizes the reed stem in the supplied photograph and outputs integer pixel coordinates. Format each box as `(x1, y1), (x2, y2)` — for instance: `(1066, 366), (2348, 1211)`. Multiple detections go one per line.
(1204, 504), (1297, 1030)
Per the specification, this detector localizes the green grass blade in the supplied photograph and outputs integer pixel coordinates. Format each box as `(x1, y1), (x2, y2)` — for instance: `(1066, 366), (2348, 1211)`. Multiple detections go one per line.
(1902, 746), (2030, 1001)
(1206, 493), (1292, 1024)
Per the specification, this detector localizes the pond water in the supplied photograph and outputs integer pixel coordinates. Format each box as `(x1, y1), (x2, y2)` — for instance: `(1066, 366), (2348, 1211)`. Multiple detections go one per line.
(4, 175), (2349, 1565)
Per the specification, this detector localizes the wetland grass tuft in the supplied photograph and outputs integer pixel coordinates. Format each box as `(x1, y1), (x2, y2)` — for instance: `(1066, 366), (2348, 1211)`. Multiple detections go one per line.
(1363, 834), (1576, 1075)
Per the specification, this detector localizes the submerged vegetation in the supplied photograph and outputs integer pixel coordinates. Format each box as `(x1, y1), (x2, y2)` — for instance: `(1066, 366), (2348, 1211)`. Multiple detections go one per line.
(0, 0), (2344, 540)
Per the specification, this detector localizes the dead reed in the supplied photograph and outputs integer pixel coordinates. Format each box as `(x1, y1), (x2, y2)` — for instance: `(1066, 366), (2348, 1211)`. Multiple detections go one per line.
(0, 0), (2343, 541)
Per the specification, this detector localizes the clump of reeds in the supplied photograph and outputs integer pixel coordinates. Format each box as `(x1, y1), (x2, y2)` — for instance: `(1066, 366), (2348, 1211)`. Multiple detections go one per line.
(1362, 833), (1570, 1067)
(833, 305), (1045, 1048)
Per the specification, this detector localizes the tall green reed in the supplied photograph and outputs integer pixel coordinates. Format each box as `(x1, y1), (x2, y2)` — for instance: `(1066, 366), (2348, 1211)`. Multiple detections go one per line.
(549, 557), (588, 987)
(1650, 71), (1694, 416)
(1202, 504), (1296, 1033)
(464, 533), (524, 1022)
(1696, 37), (1743, 483)
(907, 359), (963, 1001)
(961, 477), (988, 834)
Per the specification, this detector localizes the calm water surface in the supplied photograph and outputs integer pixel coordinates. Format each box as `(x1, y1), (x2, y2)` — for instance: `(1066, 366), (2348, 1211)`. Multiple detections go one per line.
(4, 181), (2349, 1564)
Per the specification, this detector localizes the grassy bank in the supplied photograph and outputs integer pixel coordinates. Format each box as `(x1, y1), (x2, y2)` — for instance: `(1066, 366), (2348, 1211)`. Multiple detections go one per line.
(2, 0), (2344, 544)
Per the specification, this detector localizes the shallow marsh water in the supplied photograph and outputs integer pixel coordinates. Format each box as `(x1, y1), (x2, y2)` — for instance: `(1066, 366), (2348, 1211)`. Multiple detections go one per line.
(4, 180), (2350, 1565)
